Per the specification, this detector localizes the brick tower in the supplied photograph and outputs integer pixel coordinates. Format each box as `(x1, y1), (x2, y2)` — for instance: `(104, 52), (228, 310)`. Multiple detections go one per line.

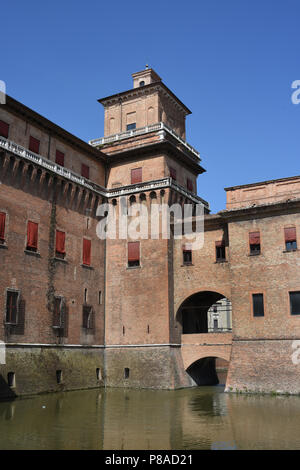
(90, 68), (209, 388)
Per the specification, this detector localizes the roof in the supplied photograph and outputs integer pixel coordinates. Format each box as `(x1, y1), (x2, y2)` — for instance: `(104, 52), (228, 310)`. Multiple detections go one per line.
(224, 175), (300, 191)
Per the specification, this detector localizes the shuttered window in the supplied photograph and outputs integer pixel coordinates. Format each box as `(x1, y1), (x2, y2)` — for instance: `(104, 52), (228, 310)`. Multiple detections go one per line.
(0, 212), (6, 242)
(170, 167), (177, 180)
(249, 231), (261, 255)
(83, 238), (91, 266)
(26, 221), (38, 251)
(285, 227), (297, 251)
(5, 290), (19, 324)
(128, 241), (140, 267)
(55, 150), (65, 167)
(55, 230), (66, 258)
(0, 120), (9, 138)
(81, 164), (90, 179)
(131, 168), (142, 184)
(29, 136), (40, 154)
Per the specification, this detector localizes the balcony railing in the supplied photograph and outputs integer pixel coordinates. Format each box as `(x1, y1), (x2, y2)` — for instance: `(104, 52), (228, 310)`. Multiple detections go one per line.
(89, 122), (201, 160)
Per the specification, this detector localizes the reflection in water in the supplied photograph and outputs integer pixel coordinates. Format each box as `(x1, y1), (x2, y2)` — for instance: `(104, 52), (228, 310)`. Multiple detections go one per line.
(0, 387), (300, 449)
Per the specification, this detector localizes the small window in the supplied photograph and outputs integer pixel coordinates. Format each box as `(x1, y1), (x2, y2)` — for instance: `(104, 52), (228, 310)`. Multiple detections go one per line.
(290, 291), (300, 315)
(126, 123), (136, 131)
(249, 231), (261, 255)
(98, 291), (102, 305)
(124, 368), (130, 379)
(0, 212), (6, 243)
(5, 290), (19, 324)
(139, 81), (145, 87)
(252, 293), (264, 317)
(96, 368), (101, 381)
(216, 241), (226, 262)
(56, 370), (63, 384)
(0, 120), (9, 139)
(53, 296), (65, 329)
(7, 372), (15, 388)
(183, 248), (192, 265)
(26, 221), (38, 252)
(55, 230), (66, 259)
(84, 288), (88, 304)
(83, 238), (91, 266)
(29, 136), (40, 154)
(82, 305), (93, 329)
(285, 227), (297, 252)
(81, 163), (90, 179)
(128, 241), (140, 267)
(213, 318), (218, 331)
(55, 150), (65, 167)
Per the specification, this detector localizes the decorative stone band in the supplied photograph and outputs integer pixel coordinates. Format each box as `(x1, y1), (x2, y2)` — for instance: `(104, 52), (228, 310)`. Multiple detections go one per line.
(4, 342), (181, 348)
(89, 121), (201, 161)
(0, 136), (209, 209)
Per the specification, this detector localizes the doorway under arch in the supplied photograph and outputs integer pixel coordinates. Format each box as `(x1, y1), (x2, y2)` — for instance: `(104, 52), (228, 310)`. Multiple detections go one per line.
(177, 291), (232, 334)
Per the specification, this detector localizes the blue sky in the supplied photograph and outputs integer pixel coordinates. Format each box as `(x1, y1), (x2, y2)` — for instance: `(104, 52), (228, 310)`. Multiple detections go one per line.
(2, 0), (300, 212)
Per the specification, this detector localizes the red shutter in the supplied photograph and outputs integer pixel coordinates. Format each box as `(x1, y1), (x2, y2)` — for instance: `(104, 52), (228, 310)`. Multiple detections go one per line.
(27, 221), (38, 249)
(128, 241), (140, 262)
(0, 120), (9, 139)
(29, 136), (40, 154)
(56, 230), (66, 254)
(187, 178), (193, 191)
(131, 168), (142, 184)
(170, 167), (177, 180)
(215, 240), (225, 247)
(55, 150), (65, 167)
(0, 212), (6, 240)
(83, 238), (91, 265)
(249, 231), (260, 245)
(285, 227), (296, 242)
(81, 164), (90, 179)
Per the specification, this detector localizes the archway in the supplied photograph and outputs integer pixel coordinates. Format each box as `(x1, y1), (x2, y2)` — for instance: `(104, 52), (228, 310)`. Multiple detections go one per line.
(177, 291), (232, 334)
(186, 356), (230, 386)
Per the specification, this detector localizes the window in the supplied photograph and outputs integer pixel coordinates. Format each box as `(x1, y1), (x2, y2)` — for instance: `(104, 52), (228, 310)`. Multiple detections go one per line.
(182, 244), (192, 265)
(124, 368), (130, 379)
(249, 231), (261, 255)
(26, 221), (38, 252)
(82, 305), (93, 329)
(170, 167), (177, 180)
(139, 81), (145, 87)
(81, 163), (90, 179)
(55, 150), (65, 167)
(55, 230), (66, 259)
(285, 227), (297, 252)
(53, 296), (65, 329)
(56, 370), (63, 384)
(216, 241), (226, 261)
(126, 123), (136, 131)
(83, 238), (91, 266)
(29, 136), (40, 154)
(213, 318), (218, 331)
(128, 241), (140, 267)
(5, 290), (19, 324)
(7, 372), (15, 388)
(0, 212), (6, 243)
(290, 292), (300, 315)
(187, 178), (193, 192)
(131, 167), (142, 185)
(252, 293), (264, 317)
(0, 120), (9, 138)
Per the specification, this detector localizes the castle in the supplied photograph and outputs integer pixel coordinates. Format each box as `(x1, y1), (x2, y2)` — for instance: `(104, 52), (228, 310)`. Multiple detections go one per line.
(0, 67), (299, 398)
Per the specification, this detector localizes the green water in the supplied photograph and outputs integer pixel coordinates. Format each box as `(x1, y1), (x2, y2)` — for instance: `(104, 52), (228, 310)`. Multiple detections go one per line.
(0, 386), (300, 450)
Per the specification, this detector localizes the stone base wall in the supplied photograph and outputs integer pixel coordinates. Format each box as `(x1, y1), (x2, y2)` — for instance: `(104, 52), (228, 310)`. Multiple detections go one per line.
(0, 345), (105, 399)
(104, 346), (192, 389)
(226, 339), (300, 394)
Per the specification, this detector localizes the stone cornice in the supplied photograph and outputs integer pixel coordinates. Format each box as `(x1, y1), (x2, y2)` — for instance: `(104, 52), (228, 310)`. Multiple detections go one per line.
(218, 198), (300, 221)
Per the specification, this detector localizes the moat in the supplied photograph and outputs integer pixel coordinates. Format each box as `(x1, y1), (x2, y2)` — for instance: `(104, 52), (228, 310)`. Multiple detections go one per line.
(0, 386), (300, 450)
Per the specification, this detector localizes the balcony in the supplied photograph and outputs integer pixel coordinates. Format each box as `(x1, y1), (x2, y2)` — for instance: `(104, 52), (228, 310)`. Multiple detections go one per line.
(89, 122), (201, 161)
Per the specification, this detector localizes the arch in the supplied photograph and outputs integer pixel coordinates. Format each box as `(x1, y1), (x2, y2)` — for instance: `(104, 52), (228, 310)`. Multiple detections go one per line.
(176, 290), (232, 334)
(186, 356), (230, 386)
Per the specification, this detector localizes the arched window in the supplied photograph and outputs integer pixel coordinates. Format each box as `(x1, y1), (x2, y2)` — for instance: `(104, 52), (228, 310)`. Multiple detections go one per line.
(139, 81), (145, 87)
